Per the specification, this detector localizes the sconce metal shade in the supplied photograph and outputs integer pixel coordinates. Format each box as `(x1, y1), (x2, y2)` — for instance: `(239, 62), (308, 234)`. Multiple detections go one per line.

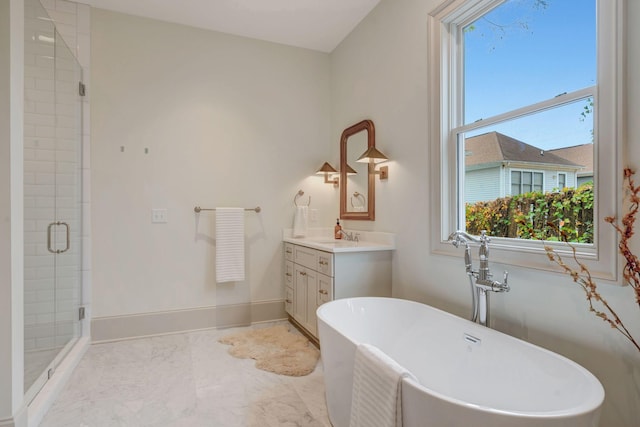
(316, 162), (339, 186)
(345, 164), (357, 175)
(316, 162), (338, 174)
(356, 146), (389, 164)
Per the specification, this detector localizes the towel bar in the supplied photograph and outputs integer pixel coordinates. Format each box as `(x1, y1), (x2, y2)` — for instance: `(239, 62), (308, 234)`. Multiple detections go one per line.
(194, 206), (261, 213)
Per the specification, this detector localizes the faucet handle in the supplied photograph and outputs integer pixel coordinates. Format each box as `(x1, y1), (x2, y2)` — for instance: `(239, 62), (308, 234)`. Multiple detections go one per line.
(500, 271), (510, 292)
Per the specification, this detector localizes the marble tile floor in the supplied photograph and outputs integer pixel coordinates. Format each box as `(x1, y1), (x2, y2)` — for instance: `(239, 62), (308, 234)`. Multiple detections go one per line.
(40, 321), (332, 427)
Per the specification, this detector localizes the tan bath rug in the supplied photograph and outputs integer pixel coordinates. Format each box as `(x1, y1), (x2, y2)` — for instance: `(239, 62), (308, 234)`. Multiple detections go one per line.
(218, 324), (320, 376)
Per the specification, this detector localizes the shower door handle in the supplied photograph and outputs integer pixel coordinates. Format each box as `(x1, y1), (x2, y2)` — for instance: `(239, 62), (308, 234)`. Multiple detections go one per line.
(47, 221), (70, 254)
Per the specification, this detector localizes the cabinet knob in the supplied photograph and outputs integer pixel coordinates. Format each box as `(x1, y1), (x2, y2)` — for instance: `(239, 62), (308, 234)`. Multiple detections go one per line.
(319, 260), (328, 266)
(300, 271), (307, 276)
(286, 273), (292, 277)
(319, 289), (328, 295)
(285, 299), (292, 304)
(286, 249), (292, 254)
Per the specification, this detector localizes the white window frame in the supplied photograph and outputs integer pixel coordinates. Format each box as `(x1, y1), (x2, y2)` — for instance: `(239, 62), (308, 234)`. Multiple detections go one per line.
(428, 0), (625, 281)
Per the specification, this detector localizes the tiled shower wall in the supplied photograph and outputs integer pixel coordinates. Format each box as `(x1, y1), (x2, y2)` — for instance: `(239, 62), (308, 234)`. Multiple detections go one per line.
(23, 0), (91, 355)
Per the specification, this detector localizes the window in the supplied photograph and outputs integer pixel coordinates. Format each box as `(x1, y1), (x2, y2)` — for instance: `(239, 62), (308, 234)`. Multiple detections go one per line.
(558, 173), (566, 189)
(511, 171), (543, 196)
(428, 0), (624, 281)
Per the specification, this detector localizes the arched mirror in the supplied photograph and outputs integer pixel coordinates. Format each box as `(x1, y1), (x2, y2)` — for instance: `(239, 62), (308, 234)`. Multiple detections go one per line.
(340, 120), (375, 220)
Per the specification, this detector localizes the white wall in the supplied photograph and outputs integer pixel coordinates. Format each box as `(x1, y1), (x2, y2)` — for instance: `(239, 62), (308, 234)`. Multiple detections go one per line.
(90, 9), (334, 319)
(330, 0), (640, 425)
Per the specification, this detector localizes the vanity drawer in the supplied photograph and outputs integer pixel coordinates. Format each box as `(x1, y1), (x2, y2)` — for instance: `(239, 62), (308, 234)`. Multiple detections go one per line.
(317, 273), (333, 306)
(285, 286), (293, 315)
(284, 243), (294, 261)
(294, 245), (318, 270)
(284, 261), (294, 287)
(317, 251), (333, 277)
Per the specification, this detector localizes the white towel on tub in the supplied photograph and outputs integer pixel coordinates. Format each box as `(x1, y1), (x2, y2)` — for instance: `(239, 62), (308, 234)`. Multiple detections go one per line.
(349, 343), (416, 427)
(215, 207), (245, 283)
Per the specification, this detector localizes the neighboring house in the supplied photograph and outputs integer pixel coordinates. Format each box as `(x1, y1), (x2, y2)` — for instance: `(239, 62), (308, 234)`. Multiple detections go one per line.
(548, 143), (594, 186)
(464, 132), (583, 204)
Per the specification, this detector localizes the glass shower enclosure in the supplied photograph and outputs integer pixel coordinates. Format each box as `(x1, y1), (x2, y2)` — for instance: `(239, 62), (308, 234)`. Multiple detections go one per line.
(23, 0), (84, 403)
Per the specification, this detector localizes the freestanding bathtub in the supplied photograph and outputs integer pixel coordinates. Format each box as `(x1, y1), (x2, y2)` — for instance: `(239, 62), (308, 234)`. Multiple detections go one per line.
(317, 297), (604, 427)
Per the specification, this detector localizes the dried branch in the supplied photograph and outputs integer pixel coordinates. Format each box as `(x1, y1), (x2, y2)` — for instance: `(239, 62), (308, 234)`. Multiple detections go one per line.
(545, 245), (640, 352)
(604, 168), (640, 308)
(545, 168), (640, 352)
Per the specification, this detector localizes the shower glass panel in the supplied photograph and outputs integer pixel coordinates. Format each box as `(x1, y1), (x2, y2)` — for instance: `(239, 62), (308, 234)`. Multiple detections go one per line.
(23, 0), (83, 402)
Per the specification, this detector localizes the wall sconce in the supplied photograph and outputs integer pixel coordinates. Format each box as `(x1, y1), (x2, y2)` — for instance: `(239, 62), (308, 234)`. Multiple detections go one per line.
(345, 164), (358, 175)
(316, 162), (339, 186)
(356, 146), (389, 180)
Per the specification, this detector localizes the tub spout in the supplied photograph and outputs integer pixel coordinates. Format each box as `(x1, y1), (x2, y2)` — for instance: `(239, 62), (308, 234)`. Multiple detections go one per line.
(447, 230), (480, 246)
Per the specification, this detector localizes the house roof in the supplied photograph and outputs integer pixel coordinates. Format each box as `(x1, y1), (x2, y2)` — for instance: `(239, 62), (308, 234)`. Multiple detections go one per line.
(465, 132), (581, 168)
(547, 144), (593, 175)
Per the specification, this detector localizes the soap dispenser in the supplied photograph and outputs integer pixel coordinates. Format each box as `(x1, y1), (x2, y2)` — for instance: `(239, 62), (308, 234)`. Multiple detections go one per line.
(334, 219), (342, 239)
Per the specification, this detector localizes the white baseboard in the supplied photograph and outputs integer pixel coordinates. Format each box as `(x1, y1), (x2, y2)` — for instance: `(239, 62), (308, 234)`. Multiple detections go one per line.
(0, 405), (27, 427)
(91, 300), (286, 343)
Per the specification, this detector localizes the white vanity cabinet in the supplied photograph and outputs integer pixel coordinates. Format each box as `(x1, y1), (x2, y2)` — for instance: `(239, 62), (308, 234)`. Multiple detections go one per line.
(283, 240), (392, 340)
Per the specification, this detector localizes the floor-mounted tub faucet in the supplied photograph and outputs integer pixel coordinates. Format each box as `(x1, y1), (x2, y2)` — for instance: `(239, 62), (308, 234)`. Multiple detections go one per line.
(448, 230), (510, 326)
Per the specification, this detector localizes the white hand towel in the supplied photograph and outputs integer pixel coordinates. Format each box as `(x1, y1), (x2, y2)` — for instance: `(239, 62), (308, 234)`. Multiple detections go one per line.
(349, 343), (417, 427)
(215, 208), (245, 283)
(293, 206), (308, 237)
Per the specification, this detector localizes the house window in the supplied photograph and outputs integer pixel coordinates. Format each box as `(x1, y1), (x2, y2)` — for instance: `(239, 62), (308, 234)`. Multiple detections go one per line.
(511, 171), (543, 195)
(558, 173), (567, 189)
(428, 0), (624, 280)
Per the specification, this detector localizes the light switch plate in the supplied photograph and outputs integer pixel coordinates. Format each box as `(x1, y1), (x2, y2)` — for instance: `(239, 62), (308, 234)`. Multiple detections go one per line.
(151, 208), (168, 223)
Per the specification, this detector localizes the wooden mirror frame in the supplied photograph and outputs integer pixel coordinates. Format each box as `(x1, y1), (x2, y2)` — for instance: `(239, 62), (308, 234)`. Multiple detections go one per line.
(340, 120), (375, 220)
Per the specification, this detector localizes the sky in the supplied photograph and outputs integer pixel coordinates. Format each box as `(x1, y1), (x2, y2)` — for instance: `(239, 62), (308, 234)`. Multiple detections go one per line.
(463, 0), (596, 150)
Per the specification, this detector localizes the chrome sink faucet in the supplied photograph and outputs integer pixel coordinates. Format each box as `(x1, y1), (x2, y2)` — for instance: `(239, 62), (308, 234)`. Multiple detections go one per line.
(448, 230), (510, 326)
(339, 230), (354, 241)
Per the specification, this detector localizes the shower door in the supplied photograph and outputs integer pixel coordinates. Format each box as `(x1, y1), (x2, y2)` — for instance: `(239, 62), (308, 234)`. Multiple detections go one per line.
(24, 0), (83, 402)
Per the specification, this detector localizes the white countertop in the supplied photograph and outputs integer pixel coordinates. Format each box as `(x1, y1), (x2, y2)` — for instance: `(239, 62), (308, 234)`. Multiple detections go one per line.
(282, 228), (395, 253)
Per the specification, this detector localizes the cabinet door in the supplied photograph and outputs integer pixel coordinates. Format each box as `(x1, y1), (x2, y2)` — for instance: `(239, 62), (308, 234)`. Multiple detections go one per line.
(293, 264), (307, 326)
(305, 268), (318, 336)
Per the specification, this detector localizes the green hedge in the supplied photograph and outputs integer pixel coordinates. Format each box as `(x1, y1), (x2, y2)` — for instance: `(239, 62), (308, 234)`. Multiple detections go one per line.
(465, 183), (594, 243)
